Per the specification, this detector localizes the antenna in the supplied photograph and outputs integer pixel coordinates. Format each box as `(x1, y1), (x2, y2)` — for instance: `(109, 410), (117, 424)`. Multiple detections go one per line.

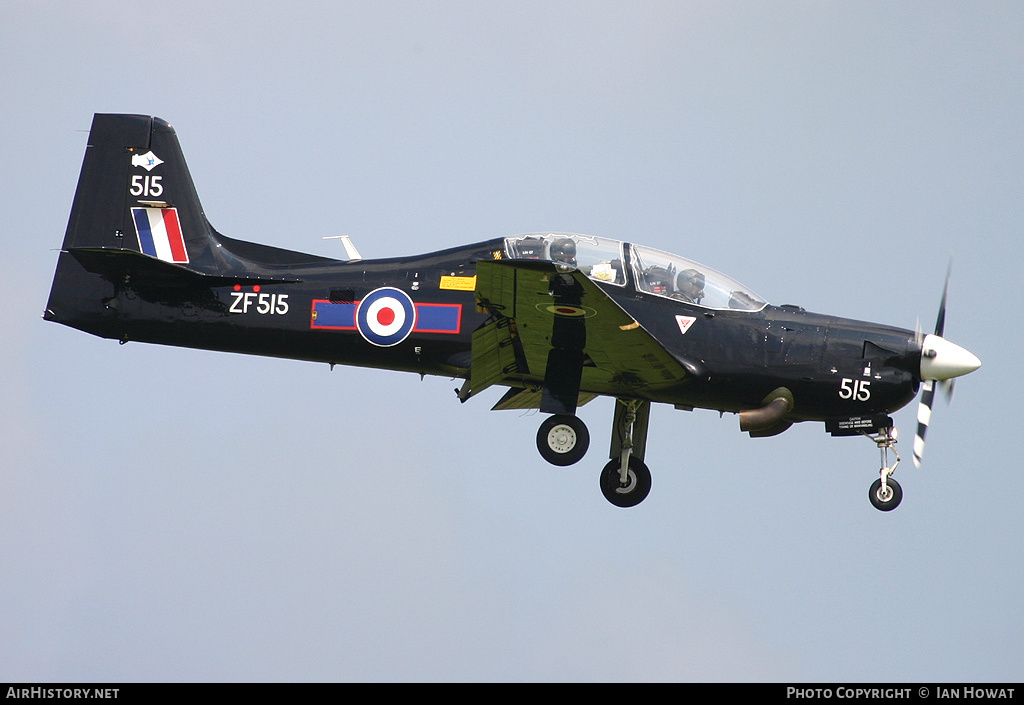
(322, 235), (363, 262)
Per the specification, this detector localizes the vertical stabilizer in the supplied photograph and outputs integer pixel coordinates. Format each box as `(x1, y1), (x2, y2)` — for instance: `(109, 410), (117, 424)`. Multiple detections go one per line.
(45, 114), (335, 340)
(45, 114), (224, 338)
(59, 114), (221, 268)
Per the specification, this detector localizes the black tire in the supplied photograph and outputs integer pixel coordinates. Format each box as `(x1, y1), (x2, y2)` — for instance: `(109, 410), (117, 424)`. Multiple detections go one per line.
(536, 415), (589, 466)
(600, 456), (652, 508)
(869, 477), (903, 512)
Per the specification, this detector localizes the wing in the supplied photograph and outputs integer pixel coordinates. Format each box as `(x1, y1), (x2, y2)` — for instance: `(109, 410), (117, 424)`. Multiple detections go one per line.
(465, 259), (697, 407)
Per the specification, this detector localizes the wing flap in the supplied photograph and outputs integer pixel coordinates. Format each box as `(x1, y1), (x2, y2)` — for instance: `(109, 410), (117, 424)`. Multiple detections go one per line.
(491, 387), (598, 411)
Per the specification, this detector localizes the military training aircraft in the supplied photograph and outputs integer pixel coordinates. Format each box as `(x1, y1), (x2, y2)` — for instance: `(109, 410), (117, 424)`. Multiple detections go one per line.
(44, 114), (982, 509)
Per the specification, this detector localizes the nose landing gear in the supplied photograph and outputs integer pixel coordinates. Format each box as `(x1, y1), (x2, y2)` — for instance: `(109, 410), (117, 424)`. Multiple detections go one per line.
(865, 427), (903, 511)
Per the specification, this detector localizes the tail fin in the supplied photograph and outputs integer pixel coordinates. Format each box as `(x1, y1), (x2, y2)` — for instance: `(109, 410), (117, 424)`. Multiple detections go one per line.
(44, 114), (222, 338)
(45, 114), (332, 339)
(59, 114), (220, 269)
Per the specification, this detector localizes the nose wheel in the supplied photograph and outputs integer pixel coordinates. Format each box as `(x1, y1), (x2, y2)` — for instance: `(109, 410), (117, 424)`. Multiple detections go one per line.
(869, 476), (903, 511)
(864, 427), (903, 511)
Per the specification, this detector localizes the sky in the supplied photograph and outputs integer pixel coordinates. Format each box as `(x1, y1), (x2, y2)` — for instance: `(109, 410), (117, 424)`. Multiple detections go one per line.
(2, 1), (1021, 683)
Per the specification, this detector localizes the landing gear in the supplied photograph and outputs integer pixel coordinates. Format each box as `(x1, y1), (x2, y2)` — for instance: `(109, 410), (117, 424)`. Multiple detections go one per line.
(600, 456), (651, 508)
(864, 426), (903, 512)
(601, 398), (653, 507)
(869, 476), (903, 512)
(536, 414), (590, 466)
(535, 399), (654, 507)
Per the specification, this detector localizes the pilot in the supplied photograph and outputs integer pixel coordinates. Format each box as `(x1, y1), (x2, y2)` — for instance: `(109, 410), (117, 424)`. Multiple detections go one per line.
(549, 238), (578, 266)
(672, 268), (705, 304)
(515, 236), (547, 259)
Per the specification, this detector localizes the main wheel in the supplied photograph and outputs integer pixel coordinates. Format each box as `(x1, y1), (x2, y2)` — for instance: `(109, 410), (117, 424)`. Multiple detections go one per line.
(600, 456), (652, 508)
(536, 414), (590, 466)
(869, 477), (903, 512)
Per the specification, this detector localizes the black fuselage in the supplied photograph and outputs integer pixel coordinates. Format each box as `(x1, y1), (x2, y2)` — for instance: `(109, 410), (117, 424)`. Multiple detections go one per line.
(49, 236), (920, 426)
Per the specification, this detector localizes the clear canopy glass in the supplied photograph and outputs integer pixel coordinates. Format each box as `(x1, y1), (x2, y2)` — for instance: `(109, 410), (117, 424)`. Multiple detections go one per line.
(504, 233), (766, 312)
(629, 243), (766, 311)
(505, 233), (627, 285)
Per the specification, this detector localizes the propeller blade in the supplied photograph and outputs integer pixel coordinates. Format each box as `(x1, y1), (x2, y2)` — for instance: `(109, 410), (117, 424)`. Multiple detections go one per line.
(942, 377), (956, 404)
(913, 379), (936, 468)
(913, 260), (978, 469)
(916, 262), (949, 468)
(934, 262), (951, 337)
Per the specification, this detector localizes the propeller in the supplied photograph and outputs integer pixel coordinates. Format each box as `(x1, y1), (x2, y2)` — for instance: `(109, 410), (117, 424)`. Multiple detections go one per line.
(912, 264), (981, 468)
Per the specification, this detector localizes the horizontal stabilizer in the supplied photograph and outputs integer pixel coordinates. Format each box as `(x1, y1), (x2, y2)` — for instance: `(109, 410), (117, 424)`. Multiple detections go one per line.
(67, 247), (301, 287)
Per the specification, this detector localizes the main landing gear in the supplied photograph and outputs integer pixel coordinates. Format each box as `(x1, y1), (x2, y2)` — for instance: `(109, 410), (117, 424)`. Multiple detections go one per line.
(599, 455), (652, 508)
(536, 414), (589, 466)
(536, 399), (652, 508)
(865, 426), (903, 512)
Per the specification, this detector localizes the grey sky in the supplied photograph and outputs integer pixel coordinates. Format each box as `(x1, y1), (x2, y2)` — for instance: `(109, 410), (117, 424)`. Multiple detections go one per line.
(2, 1), (1021, 681)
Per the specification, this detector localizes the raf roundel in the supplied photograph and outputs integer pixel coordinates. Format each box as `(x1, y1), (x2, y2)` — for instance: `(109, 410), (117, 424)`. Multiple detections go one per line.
(535, 302), (597, 318)
(355, 287), (417, 347)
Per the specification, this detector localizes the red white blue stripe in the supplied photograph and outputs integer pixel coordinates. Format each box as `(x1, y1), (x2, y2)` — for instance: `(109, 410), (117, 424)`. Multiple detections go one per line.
(311, 299), (462, 337)
(132, 207), (189, 263)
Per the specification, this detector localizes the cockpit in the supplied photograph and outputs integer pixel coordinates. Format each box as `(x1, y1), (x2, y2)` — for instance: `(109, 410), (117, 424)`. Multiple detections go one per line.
(503, 233), (767, 312)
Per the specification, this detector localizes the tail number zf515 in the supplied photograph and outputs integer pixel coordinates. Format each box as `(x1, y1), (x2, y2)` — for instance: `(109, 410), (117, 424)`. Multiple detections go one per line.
(229, 289), (289, 315)
(839, 378), (871, 401)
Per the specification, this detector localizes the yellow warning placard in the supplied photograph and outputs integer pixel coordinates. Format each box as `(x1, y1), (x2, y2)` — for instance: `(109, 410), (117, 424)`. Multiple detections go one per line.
(439, 275), (477, 291)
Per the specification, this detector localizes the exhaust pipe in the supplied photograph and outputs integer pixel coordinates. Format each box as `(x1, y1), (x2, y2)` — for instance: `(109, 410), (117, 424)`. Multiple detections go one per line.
(740, 387), (794, 434)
